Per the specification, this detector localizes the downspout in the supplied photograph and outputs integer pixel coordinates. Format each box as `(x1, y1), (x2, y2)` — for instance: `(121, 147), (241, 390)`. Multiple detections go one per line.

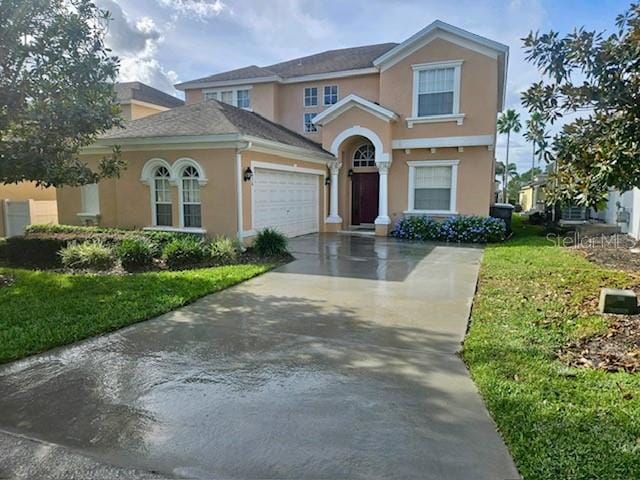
(236, 141), (252, 244)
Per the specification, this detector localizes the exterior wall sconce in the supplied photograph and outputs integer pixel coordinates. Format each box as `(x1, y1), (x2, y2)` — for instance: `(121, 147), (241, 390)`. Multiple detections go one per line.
(243, 167), (253, 182)
(348, 169), (354, 178)
(325, 176), (331, 186)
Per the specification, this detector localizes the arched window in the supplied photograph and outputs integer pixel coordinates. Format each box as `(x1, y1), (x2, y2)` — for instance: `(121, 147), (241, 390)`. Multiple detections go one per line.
(181, 165), (202, 228)
(153, 166), (172, 226)
(353, 143), (375, 168)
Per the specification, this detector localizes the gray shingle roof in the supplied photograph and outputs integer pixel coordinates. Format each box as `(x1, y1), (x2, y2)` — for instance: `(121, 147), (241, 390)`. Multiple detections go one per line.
(115, 82), (184, 108)
(100, 100), (329, 155)
(176, 43), (398, 88)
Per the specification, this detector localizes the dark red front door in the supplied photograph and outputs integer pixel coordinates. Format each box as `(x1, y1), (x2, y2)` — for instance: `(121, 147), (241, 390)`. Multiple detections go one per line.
(351, 172), (379, 225)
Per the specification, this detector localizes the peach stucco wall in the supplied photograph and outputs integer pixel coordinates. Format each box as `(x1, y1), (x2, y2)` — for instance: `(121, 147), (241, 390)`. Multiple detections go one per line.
(0, 182), (57, 202)
(58, 149), (329, 240)
(380, 37), (498, 140)
(320, 107), (393, 158)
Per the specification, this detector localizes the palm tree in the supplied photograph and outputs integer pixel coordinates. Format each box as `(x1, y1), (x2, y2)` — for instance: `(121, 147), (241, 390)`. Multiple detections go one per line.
(497, 109), (522, 203)
(495, 161), (519, 203)
(524, 112), (544, 173)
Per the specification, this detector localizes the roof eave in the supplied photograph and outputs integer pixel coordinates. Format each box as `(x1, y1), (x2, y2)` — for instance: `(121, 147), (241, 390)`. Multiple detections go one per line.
(175, 76), (282, 91)
(313, 94), (398, 126)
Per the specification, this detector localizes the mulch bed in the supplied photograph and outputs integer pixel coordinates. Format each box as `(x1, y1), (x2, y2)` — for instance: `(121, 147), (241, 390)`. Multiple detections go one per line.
(560, 314), (640, 373)
(557, 233), (640, 372)
(570, 232), (640, 271)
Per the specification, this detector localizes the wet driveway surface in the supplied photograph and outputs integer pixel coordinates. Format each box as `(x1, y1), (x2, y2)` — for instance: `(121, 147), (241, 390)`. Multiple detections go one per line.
(0, 234), (519, 479)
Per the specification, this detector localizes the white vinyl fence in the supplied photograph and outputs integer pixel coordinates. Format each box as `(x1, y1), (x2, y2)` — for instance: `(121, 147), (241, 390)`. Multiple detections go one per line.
(1, 199), (58, 237)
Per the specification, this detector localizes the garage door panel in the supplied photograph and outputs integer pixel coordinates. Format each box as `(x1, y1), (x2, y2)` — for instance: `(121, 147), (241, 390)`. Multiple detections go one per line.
(253, 168), (320, 238)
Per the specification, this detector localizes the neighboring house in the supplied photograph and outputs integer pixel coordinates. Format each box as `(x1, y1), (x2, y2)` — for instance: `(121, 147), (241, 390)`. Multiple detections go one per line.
(115, 82), (184, 120)
(599, 189), (640, 239)
(519, 174), (547, 212)
(58, 20), (509, 241)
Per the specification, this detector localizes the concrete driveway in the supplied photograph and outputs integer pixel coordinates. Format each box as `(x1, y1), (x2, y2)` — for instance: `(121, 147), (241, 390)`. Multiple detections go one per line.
(0, 233), (519, 480)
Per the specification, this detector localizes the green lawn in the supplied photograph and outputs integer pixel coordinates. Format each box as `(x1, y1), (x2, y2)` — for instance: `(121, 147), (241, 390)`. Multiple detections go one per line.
(463, 217), (640, 480)
(0, 264), (271, 364)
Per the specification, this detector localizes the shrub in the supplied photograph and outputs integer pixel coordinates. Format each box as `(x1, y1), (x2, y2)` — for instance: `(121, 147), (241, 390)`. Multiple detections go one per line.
(0, 238), (7, 262)
(390, 215), (440, 241)
(253, 228), (288, 256)
(142, 230), (202, 258)
(59, 241), (115, 271)
(162, 237), (207, 269)
(391, 215), (506, 243)
(26, 224), (123, 235)
(5, 236), (68, 268)
(209, 236), (240, 263)
(117, 237), (154, 271)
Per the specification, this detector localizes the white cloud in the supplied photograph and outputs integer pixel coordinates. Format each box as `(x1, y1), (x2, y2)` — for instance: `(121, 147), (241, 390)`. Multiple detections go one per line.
(156, 0), (227, 20)
(97, 0), (181, 95)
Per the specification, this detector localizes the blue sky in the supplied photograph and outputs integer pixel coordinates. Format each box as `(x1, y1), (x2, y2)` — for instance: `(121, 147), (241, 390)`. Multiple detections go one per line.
(103, 0), (631, 172)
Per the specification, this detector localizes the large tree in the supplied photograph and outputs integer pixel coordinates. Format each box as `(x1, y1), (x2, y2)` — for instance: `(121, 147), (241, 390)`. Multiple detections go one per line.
(521, 3), (640, 209)
(0, 0), (123, 187)
(496, 109), (522, 203)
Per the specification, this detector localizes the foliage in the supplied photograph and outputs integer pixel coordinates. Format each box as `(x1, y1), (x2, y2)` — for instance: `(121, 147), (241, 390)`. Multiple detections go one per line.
(463, 216), (640, 479)
(116, 237), (153, 271)
(59, 240), (115, 271)
(521, 3), (640, 209)
(523, 112), (549, 172)
(0, 238), (7, 262)
(25, 224), (122, 235)
(162, 237), (207, 269)
(253, 228), (288, 257)
(0, 0), (124, 187)
(0, 263), (271, 363)
(209, 236), (241, 263)
(496, 109), (522, 203)
(391, 215), (506, 243)
(5, 236), (68, 268)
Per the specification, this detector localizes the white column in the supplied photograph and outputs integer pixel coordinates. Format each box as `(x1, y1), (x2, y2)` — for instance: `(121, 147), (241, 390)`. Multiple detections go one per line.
(375, 160), (391, 225)
(326, 160), (342, 223)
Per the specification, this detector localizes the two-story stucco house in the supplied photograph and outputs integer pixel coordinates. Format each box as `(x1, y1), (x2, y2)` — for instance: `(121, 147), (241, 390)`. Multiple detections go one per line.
(58, 20), (508, 241)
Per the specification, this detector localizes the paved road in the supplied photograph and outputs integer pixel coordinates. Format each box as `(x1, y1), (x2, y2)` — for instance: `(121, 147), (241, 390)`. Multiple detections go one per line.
(0, 234), (519, 479)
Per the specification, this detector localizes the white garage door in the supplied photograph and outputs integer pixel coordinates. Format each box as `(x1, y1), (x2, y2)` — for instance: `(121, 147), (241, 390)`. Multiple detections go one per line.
(253, 167), (320, 237)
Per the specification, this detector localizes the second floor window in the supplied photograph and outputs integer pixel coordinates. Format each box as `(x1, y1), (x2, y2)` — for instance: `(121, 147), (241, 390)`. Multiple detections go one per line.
(323, 85), (338, 105)
(304, 87), (318, 107)
(237, 89), (250, 109)
(220, 90), (234, 105)
(413, 61), (462, 118)
(304, 112), (317, 133)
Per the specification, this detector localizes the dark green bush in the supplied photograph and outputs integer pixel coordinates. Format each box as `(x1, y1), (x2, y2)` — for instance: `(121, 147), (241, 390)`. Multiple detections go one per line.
(253, 228), (288, 256)
(209, 236), (241, 263)
(59, 241), (115, 271)
(0, 238), (7, 262)
(5, 236), (68, 267)
(141, 230), (202, 258)
(162, 237), (207, 269)
(25, 224), (124, 235)
(116, 237), (154, 271)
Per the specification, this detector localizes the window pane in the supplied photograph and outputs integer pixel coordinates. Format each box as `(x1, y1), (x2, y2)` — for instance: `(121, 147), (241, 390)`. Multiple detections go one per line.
(220, 91), (233, 104)
(182, 178), (200, 203)
(237, 89), (250, 108)
(324, 85), (337, 105)
(304, 87), (317, 106)
(414, 166), (452, 188)
(204, 91), (217, 101)
(304, 112), (317, 132)
(418, 92), (454, 116)
(155, 178), (171, 202)
(415, 188), (451, 211)
(156, 204), (172, 226)
(418, 68), (454, 93)
(183, 204), (202, 228)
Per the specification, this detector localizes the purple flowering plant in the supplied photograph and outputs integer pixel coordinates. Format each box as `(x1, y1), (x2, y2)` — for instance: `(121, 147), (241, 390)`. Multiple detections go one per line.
(391, 215), (506, 243)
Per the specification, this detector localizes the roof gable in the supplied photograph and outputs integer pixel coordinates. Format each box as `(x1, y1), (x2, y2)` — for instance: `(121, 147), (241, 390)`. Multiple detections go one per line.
(312, 94), (398, 126)
(373, 20), (508, 69)
(115, 82), (184, 109)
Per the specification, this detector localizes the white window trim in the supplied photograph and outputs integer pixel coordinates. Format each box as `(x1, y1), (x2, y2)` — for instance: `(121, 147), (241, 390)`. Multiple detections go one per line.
(303, 86), (318, 108)
(303, 112), (318, 133)
(202, 86), (253, 110)
(323, 84), (339, 106)
(406, 159), (459, 215)
(410, 60), (463, 128)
